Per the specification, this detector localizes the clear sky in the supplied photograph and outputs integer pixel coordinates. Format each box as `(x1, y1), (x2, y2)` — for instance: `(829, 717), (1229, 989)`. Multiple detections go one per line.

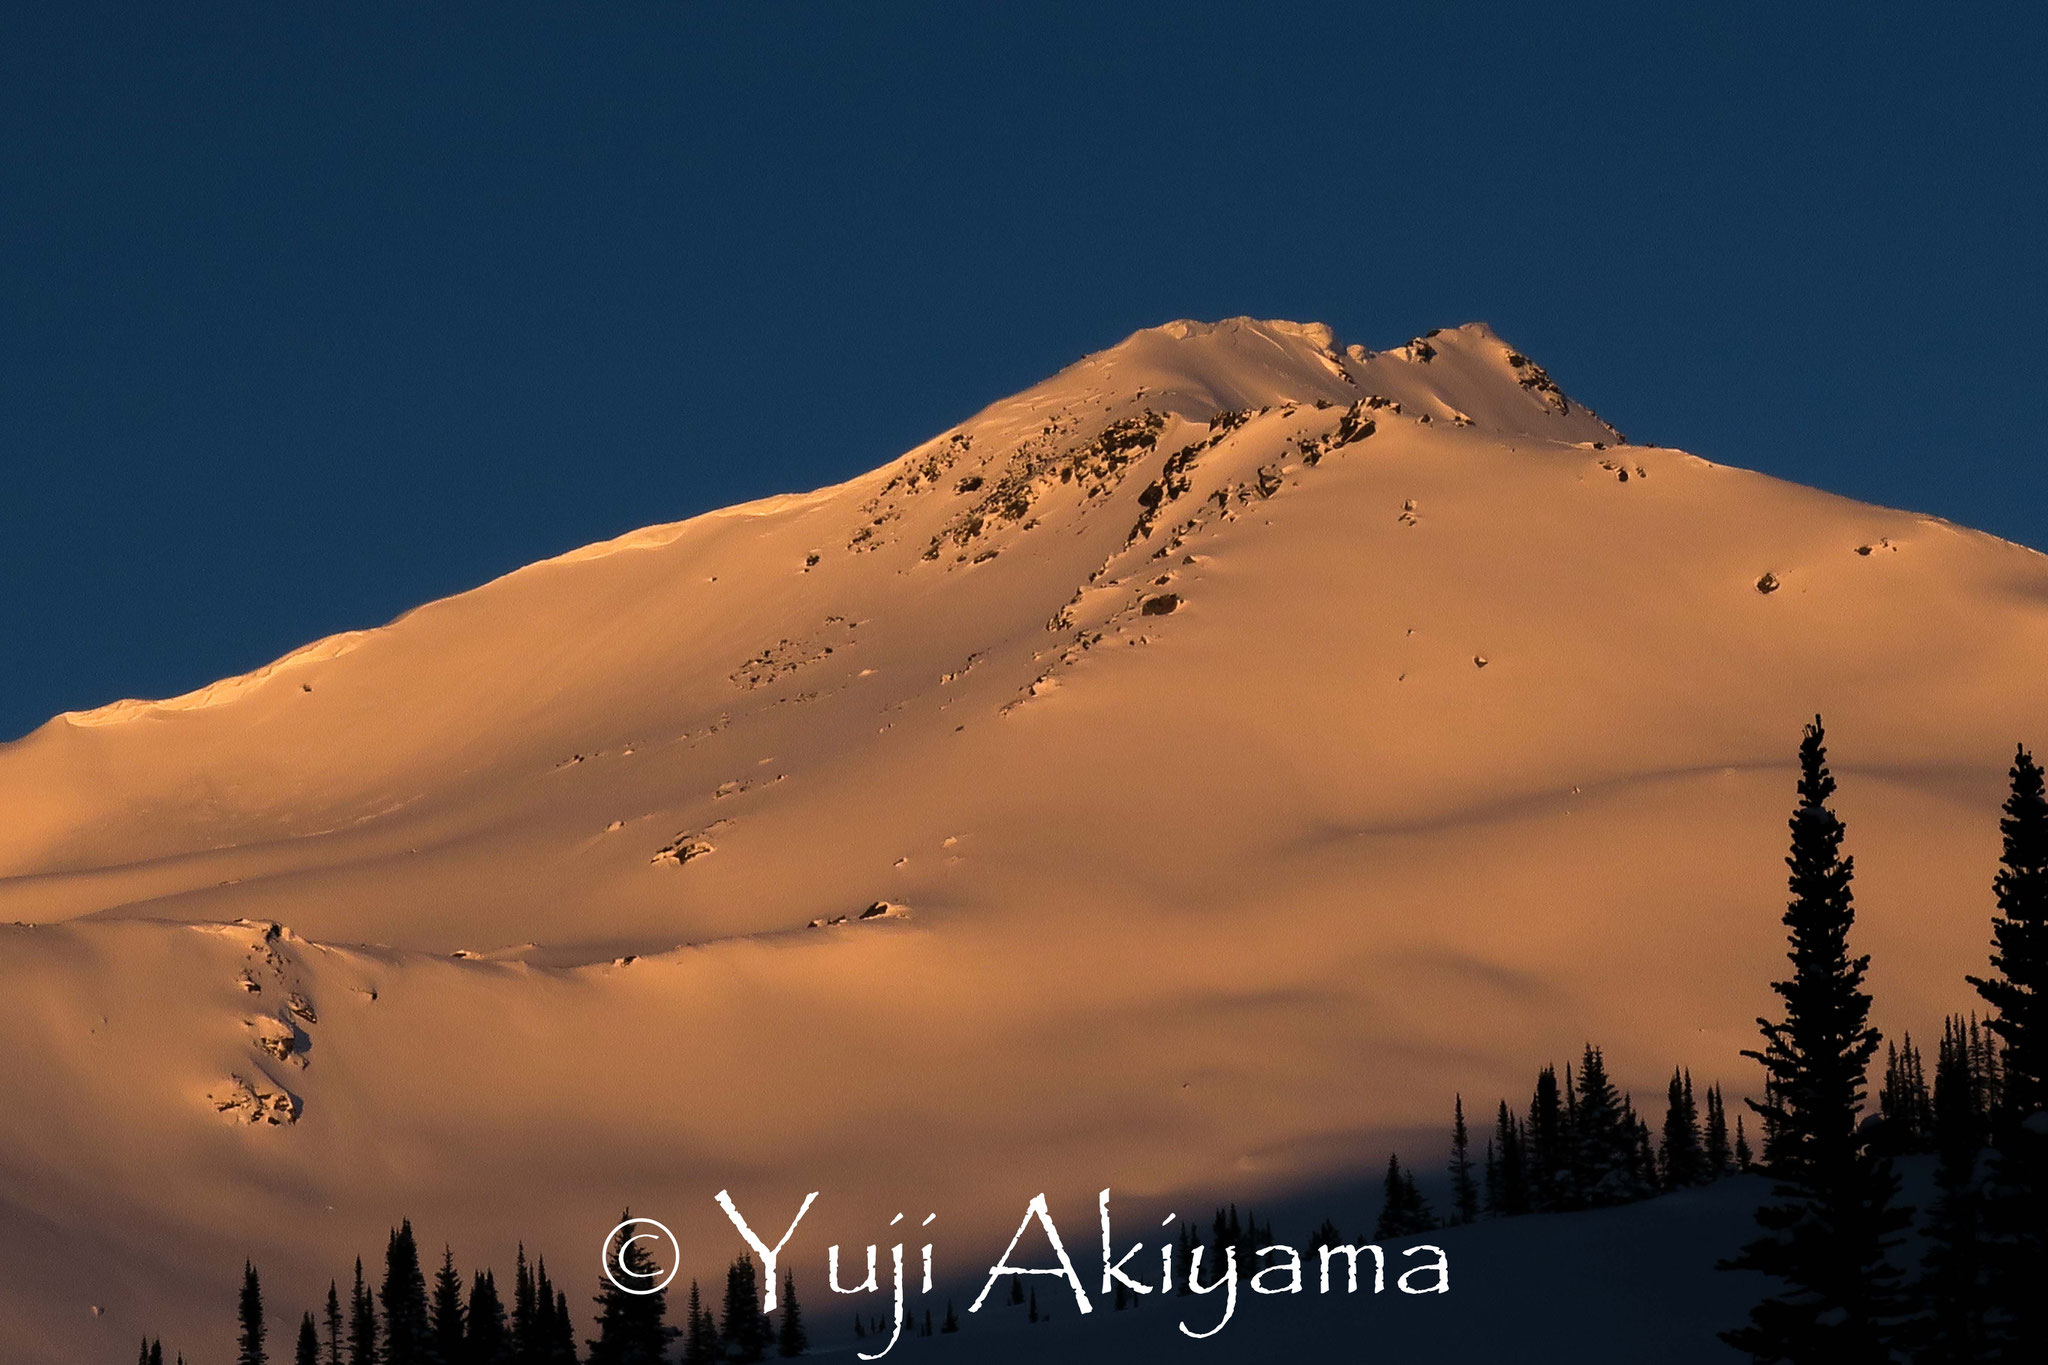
(3, 3), (2043, 741)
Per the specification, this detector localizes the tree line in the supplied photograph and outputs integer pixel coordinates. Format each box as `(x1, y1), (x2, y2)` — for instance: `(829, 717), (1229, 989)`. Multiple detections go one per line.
(139, 1215), (808, 1365)
(1712, 721), (2044, 1362)
(1338, 719), (2044, 1361)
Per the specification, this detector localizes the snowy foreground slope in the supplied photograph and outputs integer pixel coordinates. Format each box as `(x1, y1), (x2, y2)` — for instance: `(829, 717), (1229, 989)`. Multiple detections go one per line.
(1, 319), (2043, 1358)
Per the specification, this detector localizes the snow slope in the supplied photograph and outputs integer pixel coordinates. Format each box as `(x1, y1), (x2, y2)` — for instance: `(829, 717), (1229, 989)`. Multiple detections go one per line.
(0, 318), (2040, 1358)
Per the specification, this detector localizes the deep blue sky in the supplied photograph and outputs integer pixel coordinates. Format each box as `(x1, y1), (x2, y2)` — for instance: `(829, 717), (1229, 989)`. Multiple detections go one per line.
(3, 3), (2043, 741)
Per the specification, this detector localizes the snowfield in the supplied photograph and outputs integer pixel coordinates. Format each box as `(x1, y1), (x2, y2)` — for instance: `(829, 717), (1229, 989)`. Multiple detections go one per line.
(0, 318), (2040, 1358)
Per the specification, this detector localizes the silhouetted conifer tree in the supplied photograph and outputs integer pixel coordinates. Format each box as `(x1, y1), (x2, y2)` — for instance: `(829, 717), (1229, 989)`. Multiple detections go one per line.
(1448, 1095), (1479, 1224)
(1572, 1046), (1634, 1205)
(1028, 1288), (1040, 1324)
(1488, 1101), (1529, 1215)
(1705, 1084), (1733, 1176)
(296, 1313), (320, 1365)
(1972, 744), (2048, 1116)
(536, 1261), (560, 1362)
(426, 1247), (465, 1363)
(511, 1248), (537, 1363)
(681, 1280), (719, 1365)
(1631, 1107), (1659, 1197)
(720, 1254), (767, 1362)
(585, 1219), (671, 1358)
(549, 1286), (576, 1363)
(776, 1271), (807, 1357)
(1735, 1113), (1754, 1171)
(348, 1258), (378, 1365)
(322, 1282), (343, 1365)
(238, 1262), (266, 1365)
(1662, 1067), (1710, 1188)
(468, 1269), (510, 1365)
(1878, 1034), (1934, 1152)
(1374, 1154), (1434, 1238)
(1915, 1016), (1990, 1363)
(941, 1300), (959, 1334)
(379, 1221), (431, 1365)
(1720, 718), (1911, 1361)
(1963, 744), (2048, 1358)
(1526, 1065), (1569, 1211)
(588, 1215), (675, 1365)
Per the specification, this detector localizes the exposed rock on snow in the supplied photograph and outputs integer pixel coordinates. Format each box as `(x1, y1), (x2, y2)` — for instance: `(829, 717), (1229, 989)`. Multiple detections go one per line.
(807, 900), (908, 928)
(652, 834), (715, 867)
(208, 1074), (299, 1126)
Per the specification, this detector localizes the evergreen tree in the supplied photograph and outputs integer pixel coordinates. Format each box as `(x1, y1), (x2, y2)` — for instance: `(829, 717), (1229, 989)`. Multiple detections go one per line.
(776, 1271), (807, 1357)
(238, 1261), (267, 1365)
(1482, 1135), (1499, 1213)
(589, 1215), (675, 1365)
(1705, 1084), (1733, 1177)
(348, 1258), (378, 1365)
(1735, 1113), (1754, 1171)
(535, 1260), (557, 1362)
(1374, 1153), (1435, 1238)
(1720, 717), (1912, 1361)
(1662, 1067), (1710, 1189)
(426, 1246), (466, 1363)
(1631, 1106), (1660, 1198)
(1448, 1095), (1479, 1224)
(1877, 1035), (1934, 1152)
(549, 1286), (576, 1364)
(296, 1313), (320, 1365)
(681, 1281), (719, 1365)
(1967, 744), (2048, 1359)
(323, 1282), (343, 1365)
(511, 1248), (537, 1363)
(941, 1301), (959, 1334)
(468, 1270), (510, 1365)
(1572, 1045), (1634, 1205)
(720, 1254), (767, 1362)
(1971, 743), (2048, 1117)
(1916, 1016), (1990, 1363)
(1488, 1101), (1529, 1215)
(536, 1268), (577, 1365)
(1028, 1288), (1040, 1324)
(1526, 1065), (1569, 1211)
(379, 1220), (432, 1365)
(1564, 1060), (1579, 1182)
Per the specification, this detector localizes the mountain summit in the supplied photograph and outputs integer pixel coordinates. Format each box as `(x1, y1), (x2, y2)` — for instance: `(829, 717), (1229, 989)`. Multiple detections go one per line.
(0, 319), (2042, 1356)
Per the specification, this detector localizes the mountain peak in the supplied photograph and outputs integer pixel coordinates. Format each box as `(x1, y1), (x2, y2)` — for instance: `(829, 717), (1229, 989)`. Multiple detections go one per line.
(999, 317), (1618, 445)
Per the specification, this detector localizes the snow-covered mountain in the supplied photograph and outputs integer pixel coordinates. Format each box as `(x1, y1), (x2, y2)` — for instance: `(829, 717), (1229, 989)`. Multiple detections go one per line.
(1, 318), (2040, 1359)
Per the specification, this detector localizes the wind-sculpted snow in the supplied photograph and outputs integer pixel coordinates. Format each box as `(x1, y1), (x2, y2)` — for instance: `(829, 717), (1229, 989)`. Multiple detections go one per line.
(0, 318), (2043, 1357)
